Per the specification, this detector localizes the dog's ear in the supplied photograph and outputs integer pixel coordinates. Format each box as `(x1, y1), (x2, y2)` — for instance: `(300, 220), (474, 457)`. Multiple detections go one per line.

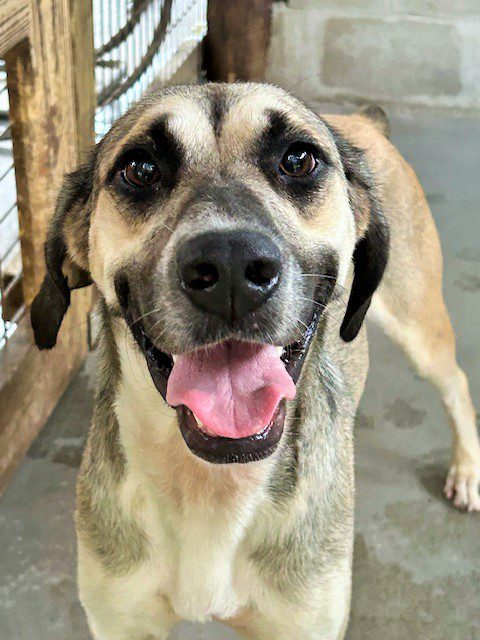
(323, 122), (390, 342)
(358, 104), (391, 139)
(339, 207), (389, 342)
(31, 154), (96, 349)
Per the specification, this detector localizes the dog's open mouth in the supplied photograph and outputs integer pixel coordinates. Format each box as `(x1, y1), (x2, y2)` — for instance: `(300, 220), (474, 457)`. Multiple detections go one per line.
(139, 320), (319, 464)
(118, 282), (321, 464)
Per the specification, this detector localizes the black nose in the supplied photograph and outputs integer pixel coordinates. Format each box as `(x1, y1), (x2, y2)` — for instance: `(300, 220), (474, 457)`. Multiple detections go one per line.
(177, 230), (282, 322)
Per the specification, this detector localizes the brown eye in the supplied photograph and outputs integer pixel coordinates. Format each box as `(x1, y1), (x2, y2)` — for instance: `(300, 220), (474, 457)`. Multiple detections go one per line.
(122, 157), (160, 188)
(279, 144), (318, 177)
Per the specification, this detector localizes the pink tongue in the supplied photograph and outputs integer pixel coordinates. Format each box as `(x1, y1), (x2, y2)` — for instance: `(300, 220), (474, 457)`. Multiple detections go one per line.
(166, 341), (296, 438)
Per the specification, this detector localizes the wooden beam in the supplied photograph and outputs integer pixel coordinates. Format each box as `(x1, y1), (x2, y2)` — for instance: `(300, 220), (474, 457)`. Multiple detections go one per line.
(0, 0), (95, 493)
(204, 0), (273, 82)
(0, 312), (87, 494)
(6, 0), (95, 305)
(0, 0), (29, 59)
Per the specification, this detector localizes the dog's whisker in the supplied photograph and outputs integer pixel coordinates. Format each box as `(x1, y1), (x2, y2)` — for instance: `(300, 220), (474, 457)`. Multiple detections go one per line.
(299, 273), (349, 296)
(300, 273), (337, 279)
(161, 222), (174, 233)
(298, 296), (327, 309)
(148, 315), (165, 336)
(128, 307), (163, 328)
(325, 311), (343, 327)
(293, 316), (309, 332)
(264, 330), (275, 345)
(298, 295), (344, 326)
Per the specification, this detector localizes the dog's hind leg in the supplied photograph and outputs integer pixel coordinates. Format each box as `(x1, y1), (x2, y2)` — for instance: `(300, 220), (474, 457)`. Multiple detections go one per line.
(370, 266), (480, 512)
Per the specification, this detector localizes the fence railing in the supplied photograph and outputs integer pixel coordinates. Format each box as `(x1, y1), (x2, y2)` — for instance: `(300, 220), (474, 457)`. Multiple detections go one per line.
(0, 61), (23, 349)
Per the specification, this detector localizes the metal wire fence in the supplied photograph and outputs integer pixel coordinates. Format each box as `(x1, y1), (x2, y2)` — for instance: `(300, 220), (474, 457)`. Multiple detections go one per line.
(94, 0), (207, 138)
(0, 0), (207, 347)
(0, 61), (23, 348)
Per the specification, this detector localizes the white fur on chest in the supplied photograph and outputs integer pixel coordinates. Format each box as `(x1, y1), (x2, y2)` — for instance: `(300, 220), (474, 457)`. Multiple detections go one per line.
(122, 475), (256, 623)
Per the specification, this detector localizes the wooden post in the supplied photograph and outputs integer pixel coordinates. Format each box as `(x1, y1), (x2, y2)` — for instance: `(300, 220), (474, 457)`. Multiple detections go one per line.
(0, 0), (95, 494)
(6, 0), (95, 305)
(0, 0), (29, 58)
(205, 0), (273, 82)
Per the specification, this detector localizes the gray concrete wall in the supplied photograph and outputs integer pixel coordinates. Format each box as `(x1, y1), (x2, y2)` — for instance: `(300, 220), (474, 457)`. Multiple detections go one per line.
(266, 0), (480, 111)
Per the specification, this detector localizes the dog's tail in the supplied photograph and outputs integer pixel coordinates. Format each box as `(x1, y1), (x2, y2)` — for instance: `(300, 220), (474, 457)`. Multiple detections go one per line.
(358, 105), (390, 139)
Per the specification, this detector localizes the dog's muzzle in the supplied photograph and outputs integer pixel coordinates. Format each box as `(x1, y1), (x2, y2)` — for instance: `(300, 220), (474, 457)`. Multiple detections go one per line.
(115, 234), (336, 465)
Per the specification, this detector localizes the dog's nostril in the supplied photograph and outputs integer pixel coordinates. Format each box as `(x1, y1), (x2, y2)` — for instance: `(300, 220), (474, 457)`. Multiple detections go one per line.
(182, 262), (219, 291)
(245, 259), (279, 289)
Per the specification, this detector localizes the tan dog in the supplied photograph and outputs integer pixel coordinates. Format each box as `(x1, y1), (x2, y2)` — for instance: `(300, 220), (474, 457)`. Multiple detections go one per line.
(31, 84), (480, 640)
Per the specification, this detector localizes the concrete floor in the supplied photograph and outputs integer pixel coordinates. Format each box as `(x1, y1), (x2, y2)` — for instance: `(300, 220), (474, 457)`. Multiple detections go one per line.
(1, 107), (479, 640)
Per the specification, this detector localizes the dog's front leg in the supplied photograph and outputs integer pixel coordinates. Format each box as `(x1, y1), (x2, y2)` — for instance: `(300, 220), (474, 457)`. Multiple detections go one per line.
(78, 540), (178, 640)
(232, 562), (352, 640)
(87, 616), (174, 640)
(81, 587), (177, 640)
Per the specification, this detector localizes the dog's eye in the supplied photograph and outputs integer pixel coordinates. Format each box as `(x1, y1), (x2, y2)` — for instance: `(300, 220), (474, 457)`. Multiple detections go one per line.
(279, 144), (318, 177)
(122, 157), (160, 188)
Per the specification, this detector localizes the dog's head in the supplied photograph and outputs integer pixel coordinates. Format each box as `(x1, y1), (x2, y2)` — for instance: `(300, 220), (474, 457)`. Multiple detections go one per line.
(31, 83), (388, 464)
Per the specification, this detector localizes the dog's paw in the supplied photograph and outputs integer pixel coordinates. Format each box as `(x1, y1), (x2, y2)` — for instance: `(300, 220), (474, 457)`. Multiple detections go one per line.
(170, 596), (213, 624)
(444, 457), (480, 512)
(170, 582), (239, 623)
(170, 596), (238, 624)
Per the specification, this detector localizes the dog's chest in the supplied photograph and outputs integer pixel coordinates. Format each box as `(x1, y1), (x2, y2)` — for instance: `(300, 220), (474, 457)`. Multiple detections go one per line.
(122, 463), (270, 624)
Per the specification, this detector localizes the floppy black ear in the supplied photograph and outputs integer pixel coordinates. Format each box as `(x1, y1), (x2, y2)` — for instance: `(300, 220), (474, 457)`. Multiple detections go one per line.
(31, 158), (95, 350)
(323, 122), (390, 342)
(339, 210), (389, 341)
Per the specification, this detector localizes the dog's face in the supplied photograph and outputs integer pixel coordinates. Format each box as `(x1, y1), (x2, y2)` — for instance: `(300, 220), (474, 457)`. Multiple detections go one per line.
(31, 83), (388, 464)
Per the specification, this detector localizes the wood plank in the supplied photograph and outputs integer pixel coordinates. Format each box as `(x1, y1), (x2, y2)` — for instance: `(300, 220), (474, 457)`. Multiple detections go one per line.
(6, 0), (95, 305)
(0, 0), (95, 493)
(0, 0), (29, 59)
(0, 311), (86, 494)
(204, 0), (273, 82)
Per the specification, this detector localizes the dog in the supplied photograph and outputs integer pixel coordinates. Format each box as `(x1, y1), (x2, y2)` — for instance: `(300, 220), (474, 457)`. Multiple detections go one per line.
(31, 83), (480, 640)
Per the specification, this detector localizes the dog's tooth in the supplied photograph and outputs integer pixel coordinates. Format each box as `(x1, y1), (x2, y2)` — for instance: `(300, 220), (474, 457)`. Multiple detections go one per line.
(275, 346), (283, 357)
(192, 412), (212, 433)
(172, 354), (178, 363)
